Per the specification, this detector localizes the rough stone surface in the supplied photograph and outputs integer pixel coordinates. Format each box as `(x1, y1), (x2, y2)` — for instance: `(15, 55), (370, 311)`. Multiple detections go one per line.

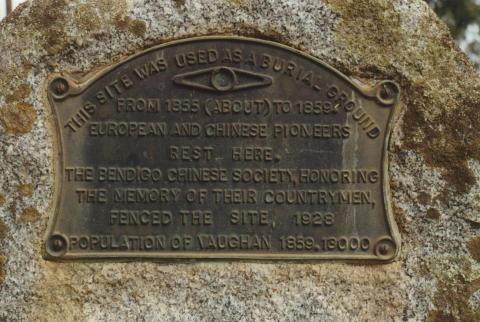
(0, 0), (479, 321)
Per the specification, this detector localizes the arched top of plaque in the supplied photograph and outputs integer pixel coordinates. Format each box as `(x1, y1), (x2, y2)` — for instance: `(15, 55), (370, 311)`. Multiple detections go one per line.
(45, 36), (401, 262)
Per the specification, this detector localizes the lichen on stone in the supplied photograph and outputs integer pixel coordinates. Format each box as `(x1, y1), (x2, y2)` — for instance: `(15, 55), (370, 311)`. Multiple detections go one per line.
(0, 103), (37, 135)
(467, 237), (480, 262)
(417, 192), (432, 206)
(392, 202), (410, 233)
(426, 310), (455, 322)
(0, 219), (8, 240)
(173, 0), (185, 8)
(402, 93), (480, 195)
(114, 14), (147, 38)
(18, 207), (40, 224)
(5, 84), (31, 104)
(17, 184), (33, 197)
(428, 274), (480, 322)
(325, 0), (480, 196)
(0, 256), (6, 285)
(426, 207), (441, 220)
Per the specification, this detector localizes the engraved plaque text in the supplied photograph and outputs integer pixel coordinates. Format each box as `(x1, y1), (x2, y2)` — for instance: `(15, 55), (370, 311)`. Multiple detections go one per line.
(45, 37), (400, 261)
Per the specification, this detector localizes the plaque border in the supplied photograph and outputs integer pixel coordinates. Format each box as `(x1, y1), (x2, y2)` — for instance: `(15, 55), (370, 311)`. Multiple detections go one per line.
(44, 36), (401, 262)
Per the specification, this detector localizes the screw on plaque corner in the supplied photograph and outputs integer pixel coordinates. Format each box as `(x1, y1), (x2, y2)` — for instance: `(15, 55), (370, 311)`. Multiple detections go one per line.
(376, 81), (399, 106)
(46, 234), (68, 258)
(374, 237), (397, 260)
(49, 77), (70, 98)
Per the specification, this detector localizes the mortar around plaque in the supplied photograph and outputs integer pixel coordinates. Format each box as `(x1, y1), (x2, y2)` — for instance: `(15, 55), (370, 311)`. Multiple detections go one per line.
(44, 36), (401, 261)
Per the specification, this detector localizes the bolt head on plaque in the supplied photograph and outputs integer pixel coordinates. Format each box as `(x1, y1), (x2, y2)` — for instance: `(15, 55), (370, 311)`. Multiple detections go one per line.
(376, 80), (399, 106)
(46, 234), (68, 258)
(374, 237), (397, 260)
(211, 67), (237, 91)
(49, 77), (70, 99)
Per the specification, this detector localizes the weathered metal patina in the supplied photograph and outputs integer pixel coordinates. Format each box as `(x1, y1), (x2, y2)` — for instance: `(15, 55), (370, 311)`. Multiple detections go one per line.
(45, 37), (400, 261)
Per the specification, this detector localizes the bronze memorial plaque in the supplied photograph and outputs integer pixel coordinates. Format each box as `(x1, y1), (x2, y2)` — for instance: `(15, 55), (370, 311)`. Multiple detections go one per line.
(45, 37), (401, 261)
